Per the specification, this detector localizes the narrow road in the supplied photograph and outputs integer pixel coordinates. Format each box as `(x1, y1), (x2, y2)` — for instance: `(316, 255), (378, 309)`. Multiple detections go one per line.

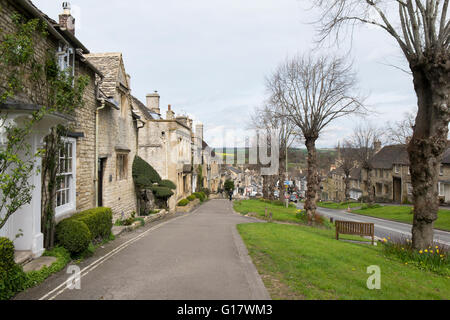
(297, 203), (450, 247)
(15, 200), (270, 300)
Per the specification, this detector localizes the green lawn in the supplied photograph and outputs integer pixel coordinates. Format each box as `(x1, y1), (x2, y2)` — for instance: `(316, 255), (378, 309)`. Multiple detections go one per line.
(353, 206), (450, 231)
(234, 199), (300, 223)
(318, 202), (362, 210)
(238, 223), (450, 300)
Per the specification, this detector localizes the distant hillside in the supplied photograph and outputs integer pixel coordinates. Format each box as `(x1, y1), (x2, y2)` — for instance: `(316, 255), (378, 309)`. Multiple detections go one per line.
(213, 148), (338, 173)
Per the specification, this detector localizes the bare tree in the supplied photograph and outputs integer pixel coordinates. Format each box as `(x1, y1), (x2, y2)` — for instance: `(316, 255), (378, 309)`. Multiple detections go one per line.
(385, 109), (416, 145)
(267, 54), (364, 221)
(348, 124), (382, 205)
(313, 0), (449, 249)
(250, 104), (299, 200)
(339, 141), (358, 201)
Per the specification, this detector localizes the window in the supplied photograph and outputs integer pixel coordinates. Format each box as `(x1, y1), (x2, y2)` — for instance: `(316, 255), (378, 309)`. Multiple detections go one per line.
(440, 166), (444, 176)
(116, 153), (128, 180)
(407, 183), (413, 195)
(56, 139), (76, 216)
(394, 165), (400, 174)
(439, 183), (445, 197)
(408, 167), (411, 175)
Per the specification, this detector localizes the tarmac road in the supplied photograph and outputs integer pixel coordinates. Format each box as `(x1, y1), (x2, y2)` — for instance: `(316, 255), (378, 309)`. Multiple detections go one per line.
(15, 200), (270, 300)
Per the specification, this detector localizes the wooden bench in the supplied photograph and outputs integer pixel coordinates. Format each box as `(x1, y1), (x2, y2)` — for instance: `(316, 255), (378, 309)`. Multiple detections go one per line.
(335, 221), (375, 245)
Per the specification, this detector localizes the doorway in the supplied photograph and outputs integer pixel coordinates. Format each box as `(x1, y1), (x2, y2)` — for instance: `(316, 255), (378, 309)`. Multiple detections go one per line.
(98, 158), (107, 207)
(393, 177), (402, 203)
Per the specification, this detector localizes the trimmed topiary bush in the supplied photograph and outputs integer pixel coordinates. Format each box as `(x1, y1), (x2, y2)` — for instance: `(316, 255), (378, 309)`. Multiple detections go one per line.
(159, 179), (176, 190)
(56, 220), (91, 255)
(178, 199), (189, 207)
(132, 156), (162, 188)
(69, 207), (113, 240)
(187, 195), (196, 202)
(151, 185), (174, 199)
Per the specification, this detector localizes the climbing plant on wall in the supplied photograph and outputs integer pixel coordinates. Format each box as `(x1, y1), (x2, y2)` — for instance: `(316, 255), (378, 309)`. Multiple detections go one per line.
(0, 11), (88, 249)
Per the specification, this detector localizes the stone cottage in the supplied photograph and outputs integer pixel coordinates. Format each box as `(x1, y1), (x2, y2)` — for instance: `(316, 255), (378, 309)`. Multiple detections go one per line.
(133, 92), (193, 211)
(85, 52), (140, 221)
(0, 0), (101, 257)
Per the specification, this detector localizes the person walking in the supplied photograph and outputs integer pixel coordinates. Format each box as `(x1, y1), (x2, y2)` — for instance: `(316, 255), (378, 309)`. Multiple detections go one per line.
(229, 190), (233, 202)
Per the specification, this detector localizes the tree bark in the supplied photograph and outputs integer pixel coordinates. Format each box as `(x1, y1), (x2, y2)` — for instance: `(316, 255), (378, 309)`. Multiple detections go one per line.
(344, 174), (350, 202)
(366, 167), (375, 205)
(305, 137), (320, 222)
(278, 146), (286, 201)
(408, 54), (450, 249)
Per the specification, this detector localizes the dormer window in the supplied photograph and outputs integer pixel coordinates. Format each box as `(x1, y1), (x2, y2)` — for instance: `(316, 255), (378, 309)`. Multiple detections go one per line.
(56, 44), (75, 76)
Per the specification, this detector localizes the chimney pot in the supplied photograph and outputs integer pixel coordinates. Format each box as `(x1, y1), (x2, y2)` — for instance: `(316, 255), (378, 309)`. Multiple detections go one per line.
(59, 2), (75, 35)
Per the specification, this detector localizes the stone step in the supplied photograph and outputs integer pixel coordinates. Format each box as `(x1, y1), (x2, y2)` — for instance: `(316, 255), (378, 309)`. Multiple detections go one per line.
(14, 251), (33, 266)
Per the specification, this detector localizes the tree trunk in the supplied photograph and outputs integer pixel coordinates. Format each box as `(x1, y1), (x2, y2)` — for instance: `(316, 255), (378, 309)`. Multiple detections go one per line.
(262, 175), (270, 199)
(366, 167), (375, 205)
(278, 146), (286, 201)
(344, 175), (350, 202)
(408, 56), (450, 249)
(305, 137), (319, 222)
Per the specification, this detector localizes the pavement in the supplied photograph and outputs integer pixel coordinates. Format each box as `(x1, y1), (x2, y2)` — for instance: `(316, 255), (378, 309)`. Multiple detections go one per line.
(15, 199), (270, 301)
(297, 203), (450, 247)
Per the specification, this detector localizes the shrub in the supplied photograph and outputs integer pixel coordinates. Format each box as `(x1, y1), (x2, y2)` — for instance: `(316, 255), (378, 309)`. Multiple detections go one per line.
(70, 207), (113, 241)
(0, 237), (15, 271)
(132, 156), (162, 188)
(187, 195), (196, 202)
(178, 199), (189, 207)
(0, 263), (27, 301)
(56, 219), (92, 255)
(0, 238), (27, 300)
(151, 185), (174, 199)
(193, 192), (206, 202)
(200, 188), (211, 197)
(159, 179), (176, 190)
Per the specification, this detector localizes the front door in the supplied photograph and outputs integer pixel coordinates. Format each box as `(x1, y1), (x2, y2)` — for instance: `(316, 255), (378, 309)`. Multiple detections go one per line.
(393, 177), (402, 203)
(98, 158), (106, 207)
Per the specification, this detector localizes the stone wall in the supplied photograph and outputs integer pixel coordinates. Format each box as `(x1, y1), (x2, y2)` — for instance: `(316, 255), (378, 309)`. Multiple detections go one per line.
(98, 87), (138, 221)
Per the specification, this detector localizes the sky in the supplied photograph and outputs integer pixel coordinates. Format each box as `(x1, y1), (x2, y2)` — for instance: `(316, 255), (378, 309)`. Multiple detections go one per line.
(32, 0), (418, 148)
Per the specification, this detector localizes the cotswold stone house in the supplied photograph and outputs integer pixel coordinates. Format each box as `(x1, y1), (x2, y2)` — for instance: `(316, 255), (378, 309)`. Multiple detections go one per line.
(321, 167), (363, 202)
(85, 53), (140, 221)
(0, 0), (101, 257)
(367, 144), (450, 204)
(133, 93), (193, 210)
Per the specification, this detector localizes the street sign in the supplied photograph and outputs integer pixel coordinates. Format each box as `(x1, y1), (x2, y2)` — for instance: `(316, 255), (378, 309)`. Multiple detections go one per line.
(284, 181), (291, 186)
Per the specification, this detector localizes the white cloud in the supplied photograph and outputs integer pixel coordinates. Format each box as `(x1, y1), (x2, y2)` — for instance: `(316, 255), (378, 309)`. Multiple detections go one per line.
(32, 0), (418, 148)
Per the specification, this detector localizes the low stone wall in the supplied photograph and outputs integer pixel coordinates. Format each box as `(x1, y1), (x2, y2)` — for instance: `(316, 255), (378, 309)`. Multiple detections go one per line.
(176, 199), (201, 213)
(112, 209), (170, 237)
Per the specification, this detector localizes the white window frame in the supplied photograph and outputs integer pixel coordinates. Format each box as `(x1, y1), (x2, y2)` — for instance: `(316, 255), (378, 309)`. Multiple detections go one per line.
(394, 165), (400, 174)
(55, 138), (77, 217)
(439, 182), (445, 197)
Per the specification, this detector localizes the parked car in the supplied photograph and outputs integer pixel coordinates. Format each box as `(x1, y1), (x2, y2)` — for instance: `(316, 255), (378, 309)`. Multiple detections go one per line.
(274, 191), (280, 198)
(289, 194), (299, 203)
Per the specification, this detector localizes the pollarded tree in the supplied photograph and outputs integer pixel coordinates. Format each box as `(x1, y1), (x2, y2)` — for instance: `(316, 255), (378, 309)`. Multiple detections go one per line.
(267, 54), (364, 221)
(313, 0), (450, 249)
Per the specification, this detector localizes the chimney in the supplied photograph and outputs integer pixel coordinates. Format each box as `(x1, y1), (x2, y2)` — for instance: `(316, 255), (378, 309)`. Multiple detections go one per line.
(166, 105), (175, 120)
(59, 2), (76, 35)
(374, 140), (382, 154)
(187, 118), (193, 130)
(146, 91), (160, 115)
(195, 123), (204, 143)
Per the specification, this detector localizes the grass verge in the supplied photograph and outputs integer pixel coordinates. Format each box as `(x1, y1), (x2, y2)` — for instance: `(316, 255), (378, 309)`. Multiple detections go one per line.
(318, 202), (362, 210)
(353, 206), (450, 231)
(238, 223), (450, 300)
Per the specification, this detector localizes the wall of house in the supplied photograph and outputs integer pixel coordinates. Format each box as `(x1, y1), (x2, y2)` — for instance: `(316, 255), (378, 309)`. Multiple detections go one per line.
(71, 60), (97, 213)
(98, 94), (137, 221)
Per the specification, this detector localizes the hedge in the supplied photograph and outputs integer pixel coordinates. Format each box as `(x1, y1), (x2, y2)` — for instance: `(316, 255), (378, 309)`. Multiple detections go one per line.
(132, 156), (161, 188)
(178, 199), (189, 207)
(69, 207), (113, 240)
(56, 219), (91, 255)
(187, 195), (196, 202)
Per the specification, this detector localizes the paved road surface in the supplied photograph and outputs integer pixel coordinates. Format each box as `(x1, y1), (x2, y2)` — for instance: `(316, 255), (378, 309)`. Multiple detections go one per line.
(297, 203), (450, 247)
(16, 200), (270, 300)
